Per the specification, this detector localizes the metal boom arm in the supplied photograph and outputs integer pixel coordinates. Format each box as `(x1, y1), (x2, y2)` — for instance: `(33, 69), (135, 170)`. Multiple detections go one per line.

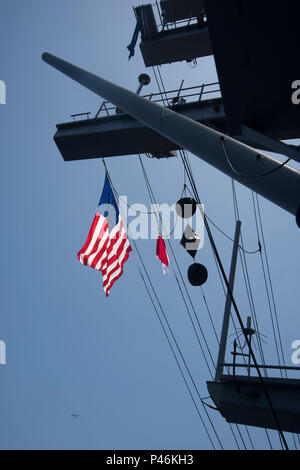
(42, 52), (300, 226)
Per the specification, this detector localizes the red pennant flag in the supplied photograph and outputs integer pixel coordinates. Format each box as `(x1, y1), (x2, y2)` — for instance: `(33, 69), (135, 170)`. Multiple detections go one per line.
(156, 235), (169, 274)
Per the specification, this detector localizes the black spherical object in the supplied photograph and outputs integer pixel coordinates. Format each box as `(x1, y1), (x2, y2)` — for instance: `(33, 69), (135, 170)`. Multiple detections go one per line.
(176, 197), (197, 219)
(138, 73), (151, 86)
(188, 263), (208, 286)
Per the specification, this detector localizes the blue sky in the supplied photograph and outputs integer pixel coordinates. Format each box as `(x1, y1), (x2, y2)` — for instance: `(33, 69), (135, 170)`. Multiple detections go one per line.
(0, 0), (300, 450)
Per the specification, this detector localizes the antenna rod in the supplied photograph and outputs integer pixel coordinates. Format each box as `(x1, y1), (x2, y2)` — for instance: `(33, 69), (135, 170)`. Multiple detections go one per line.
(42, 52), (300, 225)
(215, 220), (241, 381)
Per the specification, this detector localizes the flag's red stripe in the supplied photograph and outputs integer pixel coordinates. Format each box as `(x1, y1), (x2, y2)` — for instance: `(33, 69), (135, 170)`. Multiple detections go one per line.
(94, 229), (123, 273)
(90, 236), (110, 270)
(104, 245), (132, 296)
(82, 218), (108, 265)
(102, 235), (128, 279)
(100, 224), (124, 273)
(103, 241), (130, 296)
(104, 251), (131, 297)
(103, 239), (131, 289)
(105, 247), (131, 293)
(78, 213), (131, 296)
(77, 213), (100, 261)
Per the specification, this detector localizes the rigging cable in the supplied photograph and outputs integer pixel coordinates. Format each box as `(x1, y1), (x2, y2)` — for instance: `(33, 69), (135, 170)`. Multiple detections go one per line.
(231, 181), (269, 376)
(199, 286), (254, 451)
(139, 155), (254, 450)
(152, 66), (167, 106)
(156, 66), (169, 104)
(252, 192), (298, 451)
(181, 155), (258, 360)
(210, 236), (264, 451)
(220, 136), (291, 178)
(230, 180), (275, 450)
(252, 192), (287, 374)
(183, 183), (261, 255)
(137, 155), (246, 450)
(250, 191), (284, 377)
(141, 46), (256, 448)
(144, 66), (267, 452)
(178, 151), (289, 450)
(180, 150), (257, 450)
(138, 155), (216, 377)
(147, 67), (287, 450)
(184, 153), (275, 450)
(102, 159), (225, 450)
(138, 266), (218, 449)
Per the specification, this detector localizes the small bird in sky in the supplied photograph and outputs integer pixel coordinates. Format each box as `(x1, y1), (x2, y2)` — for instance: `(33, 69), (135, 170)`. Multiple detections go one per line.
(71, 413), (80, 419)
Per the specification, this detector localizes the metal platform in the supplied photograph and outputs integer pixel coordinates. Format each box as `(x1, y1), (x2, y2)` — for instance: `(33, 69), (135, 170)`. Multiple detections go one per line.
(43, 51), (300, 224)
(53, 78), (300, 161)
(135, 3), (212, 67)
(54, 83), (223, 161)
(207, 373), (300, 434)
(133, 0), (300, 143)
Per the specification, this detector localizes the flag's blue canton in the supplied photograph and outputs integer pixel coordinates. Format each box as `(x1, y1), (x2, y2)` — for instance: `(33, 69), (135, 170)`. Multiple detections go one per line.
(98, 173), (119, 224)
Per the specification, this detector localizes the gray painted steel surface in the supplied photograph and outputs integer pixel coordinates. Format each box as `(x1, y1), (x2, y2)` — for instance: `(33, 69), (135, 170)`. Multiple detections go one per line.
(42, 52), (300, 225)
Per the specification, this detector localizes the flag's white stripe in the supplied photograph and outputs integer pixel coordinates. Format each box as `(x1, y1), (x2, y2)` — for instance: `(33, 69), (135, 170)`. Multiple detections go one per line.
(99, 223), (124, 272)
(104, 242), (131, 293)
(79, 215), (107, 264)
(102, 227), (126, 274)
(107, 225), (125, 256)
(96, 219), (122, 270)
(94, 233), (118, 271)
(82, 228), (108, 267)
(86, 229), (109, 266)
(102, 259), (119, 282)
(78, 211), (131, 296)
(103, 236), (130, 282)
(103, 239), (131, 286)
(79, 215), (105, 260)
(91, 218), (119, 270)
(94, 244), (110, 271)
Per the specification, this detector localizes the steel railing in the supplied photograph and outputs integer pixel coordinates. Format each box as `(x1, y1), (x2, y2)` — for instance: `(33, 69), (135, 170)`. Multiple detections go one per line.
(68, 82), (220, 121)
(69, 82), (221, 121)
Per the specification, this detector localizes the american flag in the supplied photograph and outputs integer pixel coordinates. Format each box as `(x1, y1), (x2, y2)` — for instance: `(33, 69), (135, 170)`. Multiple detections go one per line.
(77, 174), (131, 297)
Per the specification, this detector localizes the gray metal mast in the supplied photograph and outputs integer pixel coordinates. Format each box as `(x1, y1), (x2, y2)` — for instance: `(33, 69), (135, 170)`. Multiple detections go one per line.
(42, 52), (300, 226)
(215, 220), (241, 381)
